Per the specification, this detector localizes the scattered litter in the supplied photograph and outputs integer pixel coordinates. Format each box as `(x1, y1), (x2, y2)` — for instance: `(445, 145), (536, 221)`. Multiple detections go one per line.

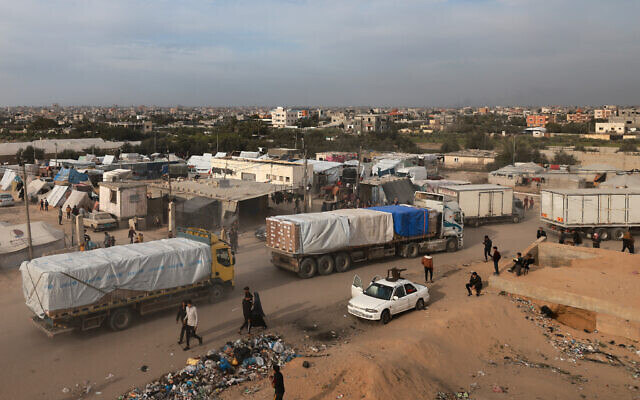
(105, 373), (114, 380)
(303, 361), (311, 368)
(62, 387), (70, 394)
(492, 385), (506, 393)
(140, 365), (149, 372)
(336, 395), (344, 399)
(121, 334), (298, 399)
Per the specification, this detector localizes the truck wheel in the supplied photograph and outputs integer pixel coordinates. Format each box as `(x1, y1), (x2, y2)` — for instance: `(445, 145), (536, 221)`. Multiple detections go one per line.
(405, 243), (419, 258)
(298, 258), (317, 279)
(109, 308), (133, 331)
(446, 238), (458, 252)
(611, 228), (625, 241)
(415, 298), (425, 311)
(512, 215), (520, 223)
(334, 252), (352, 273)
(596, 228), (609, 241)
(208, 284), (224, 303)
(317, 255), (335, 275)
(380, 309), (391, 325)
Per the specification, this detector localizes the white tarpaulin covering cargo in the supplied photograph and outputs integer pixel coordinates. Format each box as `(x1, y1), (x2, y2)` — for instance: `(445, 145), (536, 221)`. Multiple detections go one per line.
(20, 238), (212, 317)
(273, 213), (349, 254)
(46, 185), (70, 207)
(327, 208), (394, 246)
(0, 169), (17, 190)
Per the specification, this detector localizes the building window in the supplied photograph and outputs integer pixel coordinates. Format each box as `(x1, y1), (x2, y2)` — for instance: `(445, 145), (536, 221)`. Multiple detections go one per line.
(110, 190), (117, 204)
(286, 177), (290, 183)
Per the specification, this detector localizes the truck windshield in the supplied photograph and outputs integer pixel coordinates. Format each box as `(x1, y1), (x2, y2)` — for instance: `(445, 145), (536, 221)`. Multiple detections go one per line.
(216, 248), (232, 266)
(364, 283), (393, 300)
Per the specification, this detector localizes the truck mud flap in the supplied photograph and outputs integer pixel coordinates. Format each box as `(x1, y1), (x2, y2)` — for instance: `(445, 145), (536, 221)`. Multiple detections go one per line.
(31, 316), (75, 338)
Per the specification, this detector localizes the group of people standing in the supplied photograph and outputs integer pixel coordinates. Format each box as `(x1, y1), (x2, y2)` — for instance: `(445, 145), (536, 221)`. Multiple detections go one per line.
(220, 222), (239, 252)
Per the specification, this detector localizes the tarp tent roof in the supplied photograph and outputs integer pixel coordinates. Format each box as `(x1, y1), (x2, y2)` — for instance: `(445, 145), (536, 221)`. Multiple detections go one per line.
(102, 155), (115, 165)
(381, 178), (416, 204)
(490, 162), (545, 175)
(27, 179), (47, 197)
(0, 170), (18, 190)
(62, 190), (92, 211)
(46, 185), (70, 207)
(54, 168), (89, 184)
(0, 222), (64, 269)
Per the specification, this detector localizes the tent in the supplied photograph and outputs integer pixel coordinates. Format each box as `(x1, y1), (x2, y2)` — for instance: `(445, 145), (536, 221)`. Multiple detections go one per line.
(53, 168), (89, 185)
(102, 155), (115, 165)
(0, 221), (65, 269)
(372, 159), (404, 176)
(46, 185), (70, 207)
(27, 179), (48, 197)
(61, 190), (93, 212)
(295, 160), (344, 184)
(0, 170), (18, 190)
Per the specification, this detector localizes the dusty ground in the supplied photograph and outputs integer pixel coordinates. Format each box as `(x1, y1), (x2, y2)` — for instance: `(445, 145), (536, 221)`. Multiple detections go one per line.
(0, 191), (636, 400)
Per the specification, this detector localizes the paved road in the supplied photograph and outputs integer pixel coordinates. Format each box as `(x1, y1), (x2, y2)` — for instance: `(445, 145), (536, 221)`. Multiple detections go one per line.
(0, 206), (619, 399)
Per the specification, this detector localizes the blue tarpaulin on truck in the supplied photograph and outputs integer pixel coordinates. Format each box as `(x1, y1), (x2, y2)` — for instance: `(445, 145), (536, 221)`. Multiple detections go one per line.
(369, 205), (429, 237)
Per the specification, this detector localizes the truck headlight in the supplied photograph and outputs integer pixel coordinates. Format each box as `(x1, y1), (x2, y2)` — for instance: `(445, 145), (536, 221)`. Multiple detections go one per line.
(365, 308), (378, 313)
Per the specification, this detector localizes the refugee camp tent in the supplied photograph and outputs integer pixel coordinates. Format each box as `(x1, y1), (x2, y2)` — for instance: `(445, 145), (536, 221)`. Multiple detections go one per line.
(27, 179), (48, 197)
(46, 185), (70, 207)
(0, 170), (18, 190)
(53, 168), (89, 185)
(0, 221), (64, 269)
(372, 159), (404, 176)
(61, 190), (93, 212)
(102, 155), (115, 165)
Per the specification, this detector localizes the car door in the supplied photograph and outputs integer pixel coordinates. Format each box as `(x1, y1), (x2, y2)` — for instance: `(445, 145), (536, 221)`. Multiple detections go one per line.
(403, 283), (419, 308)
(390, 285), (409, 314)
(351, 275), (363, 298)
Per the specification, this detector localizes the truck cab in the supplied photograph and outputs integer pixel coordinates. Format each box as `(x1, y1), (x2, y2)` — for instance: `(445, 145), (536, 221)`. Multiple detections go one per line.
(177, 227), (235, 288)
(413, 192), (464, 248)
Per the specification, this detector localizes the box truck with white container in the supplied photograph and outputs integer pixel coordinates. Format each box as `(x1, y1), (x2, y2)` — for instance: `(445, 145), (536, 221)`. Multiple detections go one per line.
(437, 184), (525, 226)
(540, 188), (640, 240)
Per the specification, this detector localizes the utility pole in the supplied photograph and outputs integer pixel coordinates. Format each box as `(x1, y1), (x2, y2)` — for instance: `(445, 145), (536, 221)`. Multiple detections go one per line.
(216, 132), (219, 154)
(356, 145), (362, 200)
(303, 137), (308, 213)
(21, 163), (34, 260)
(54, 143), (58, 166)
(512, 135), (516, 166)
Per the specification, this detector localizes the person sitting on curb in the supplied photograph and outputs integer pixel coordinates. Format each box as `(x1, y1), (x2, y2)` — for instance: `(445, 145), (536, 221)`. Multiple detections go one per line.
(523, 253), (535, 275)
(466, 271), (482, 297)
(508, 252), (524, 275)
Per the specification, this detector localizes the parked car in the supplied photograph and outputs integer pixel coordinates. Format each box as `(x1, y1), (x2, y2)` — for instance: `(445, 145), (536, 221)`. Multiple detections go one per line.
(0, 193), (15, 207)
(348, 268), (430, 324)
(83, 211), (117, 231)
(255, 225), (266, 241)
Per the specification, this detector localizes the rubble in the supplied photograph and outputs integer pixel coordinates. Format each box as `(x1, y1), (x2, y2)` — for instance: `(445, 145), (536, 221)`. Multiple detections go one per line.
(120, 334), (299, 399)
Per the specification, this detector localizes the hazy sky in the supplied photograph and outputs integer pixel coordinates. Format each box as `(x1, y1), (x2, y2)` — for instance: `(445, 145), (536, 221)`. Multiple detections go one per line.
(1, 0), (639, 107)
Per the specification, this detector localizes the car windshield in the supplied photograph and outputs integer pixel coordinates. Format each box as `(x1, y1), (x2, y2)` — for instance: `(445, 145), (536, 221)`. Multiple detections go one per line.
(364, 283), (394, 300)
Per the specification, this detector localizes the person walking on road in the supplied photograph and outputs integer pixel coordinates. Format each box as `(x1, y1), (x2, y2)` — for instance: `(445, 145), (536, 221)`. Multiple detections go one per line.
(483, 235), (492, 262)
(40, 199), (44, 211)
(422, 255), (434, 283)
(466, 272), (483, 296)
(536, 227), (547, 239)
(529, 196), (535, 209)
(183, 300), (202, 350)
(250, 292), (268, 330)
(103, 232), (111, 248)
(72, 205), (79, 216)
(44, 199), (49, 211)
(66, 205), (72, 219)
(524, 197), (529, 209)
(58, 206), (63, 225)
(128, 227), (136, 244)
(622, 230), (635, 253)
(491, 246), (501, 275)
(238, 287), (253, 334)
(592, 232), (601, 248)
(176, 301), (188, 345)
(271, 364), (285, 400)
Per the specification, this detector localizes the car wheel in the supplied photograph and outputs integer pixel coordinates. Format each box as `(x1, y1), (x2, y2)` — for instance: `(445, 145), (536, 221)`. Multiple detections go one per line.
(317, 255), (335, 275)
(297, 257), (317, 279)
(108, 308), (133, 331)
(415, 298), (425, 311)
(334, 252), (352, 273)
(380, 309), (391, 325)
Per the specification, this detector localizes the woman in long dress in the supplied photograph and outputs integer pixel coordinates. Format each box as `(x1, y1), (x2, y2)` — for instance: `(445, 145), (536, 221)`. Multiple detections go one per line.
(251, 292), (268, 329)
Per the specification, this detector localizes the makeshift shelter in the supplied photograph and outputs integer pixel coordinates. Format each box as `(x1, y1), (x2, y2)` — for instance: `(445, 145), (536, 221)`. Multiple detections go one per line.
(360, 176), (416, 205)
(0, 222), (64, 269)
(99, 182), (147, 220)
(27, 179), (48, 197)
(0, 170), (18, 190)
(46, 185), (70, 207)
(175, 197), (220, 231)
(372, 159), (404, 176)
(294, 160), (343, 186)
(61, 190), (93, 212)
(54, 168), (89, 185)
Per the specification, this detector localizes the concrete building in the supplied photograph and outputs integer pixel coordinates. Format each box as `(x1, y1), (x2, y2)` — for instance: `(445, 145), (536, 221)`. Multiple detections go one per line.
(270, 107), (297, 128)
(443, 150), (496, 169)
(210, 157), (312, 188)
(99, 182), (148, 223)
(594, 107), (616, 120)
(143, 121), (153, 134)
(354, 113), (391, 134)
(566, 109), (590, 124)
(595, 122), (626, 134)
(609, 113), (640, 131)
(526, 115), (550, 127)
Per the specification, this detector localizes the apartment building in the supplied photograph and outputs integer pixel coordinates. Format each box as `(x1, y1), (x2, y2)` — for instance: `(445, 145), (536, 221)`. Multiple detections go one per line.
(526, 114), (550, 127)
(270, 107), (297, 128)
(354, 113), (391, 134)
(566, 109), (590, 123)
(595, 122), (626, 134)
(210, 157), (312, 188)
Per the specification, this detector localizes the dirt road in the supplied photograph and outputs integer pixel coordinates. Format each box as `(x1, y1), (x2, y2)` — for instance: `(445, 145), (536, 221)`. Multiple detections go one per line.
(0, 205), (620, 399)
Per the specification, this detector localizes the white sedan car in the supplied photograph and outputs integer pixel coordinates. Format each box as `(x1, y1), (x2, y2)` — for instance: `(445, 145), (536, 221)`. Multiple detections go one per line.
(348, 274), (429, 324)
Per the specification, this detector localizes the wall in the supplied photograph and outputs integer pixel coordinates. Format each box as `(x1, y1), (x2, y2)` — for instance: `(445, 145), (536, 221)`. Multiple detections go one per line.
(210, 158), (311, 188)
(537, 242), (598, 267)
(541, 147), (640, 170)
(118, 186), (147, 219)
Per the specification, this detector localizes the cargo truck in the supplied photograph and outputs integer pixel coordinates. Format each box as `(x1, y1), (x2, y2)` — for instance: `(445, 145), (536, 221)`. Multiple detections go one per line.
(21, 227), (235, 337)
(267, 200), (463, 278)
(540, 188), (640, 240)
(437, 184), (525, 227)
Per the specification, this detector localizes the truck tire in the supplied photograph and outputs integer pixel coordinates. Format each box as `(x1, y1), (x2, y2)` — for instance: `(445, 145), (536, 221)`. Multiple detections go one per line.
(109, 308), (133, 331)
(334, 252), (352, 273)
(595, 228), (609, 241)
(512, 215), (520, 223)
(208, 284), (225, 303)
(298, 257), (317, 279)
(446, 238), (458, 252)
(317, 255), (335, 275)
(405, 243), (419, 258)
(611, 228), (625, 241)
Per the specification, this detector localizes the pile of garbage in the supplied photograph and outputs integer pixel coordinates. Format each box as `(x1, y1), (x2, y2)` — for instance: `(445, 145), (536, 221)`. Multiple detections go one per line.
(120, 334), (298, 400)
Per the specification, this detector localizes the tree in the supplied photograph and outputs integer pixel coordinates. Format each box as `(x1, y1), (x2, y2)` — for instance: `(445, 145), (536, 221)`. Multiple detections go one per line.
(465, 132), (493, 150)
(16, 146), (45, 163)
(58, 149), (80, 159)
(440, 137), (461, 153)
(552, 151), (578, 165)
(488, 137), (548, 169)
(616, 142), (638, 153)
(30, 117), (58, 130)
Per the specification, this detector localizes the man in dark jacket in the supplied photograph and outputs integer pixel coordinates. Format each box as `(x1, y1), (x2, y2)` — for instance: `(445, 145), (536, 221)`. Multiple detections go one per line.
(272, 364), (285, 400)
(176, 301), (188, 344)
(238, 287), (253, 334)
(483, 235), (492, 262)
(491, 246), (501, 275)
(573, 230), (583, 246)
(592, 232), (601, 248)
(536, 227), (547, 239)
(466, 272), (482, 296)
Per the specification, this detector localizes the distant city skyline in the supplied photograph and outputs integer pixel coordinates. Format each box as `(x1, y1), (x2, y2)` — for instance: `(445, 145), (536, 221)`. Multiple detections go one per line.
(1, 0), (639, 107)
